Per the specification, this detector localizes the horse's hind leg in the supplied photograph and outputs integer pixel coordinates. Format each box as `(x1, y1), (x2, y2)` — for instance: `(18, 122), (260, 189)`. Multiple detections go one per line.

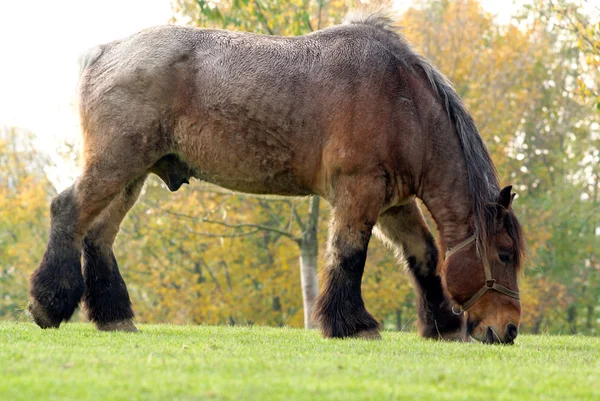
(82, 175), (147, 332)
(29, 137), (155, 328)
(375, 201), (463, 340)
(313, 177), (385, 339)
(28, 184), (87, 328)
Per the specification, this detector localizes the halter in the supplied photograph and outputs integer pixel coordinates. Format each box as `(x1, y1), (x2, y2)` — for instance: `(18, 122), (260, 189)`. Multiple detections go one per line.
(446, 235), (520, 314)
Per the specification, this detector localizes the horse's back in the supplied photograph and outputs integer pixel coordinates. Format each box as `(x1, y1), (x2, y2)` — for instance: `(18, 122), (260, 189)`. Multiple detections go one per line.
(79, 22), (404, 116)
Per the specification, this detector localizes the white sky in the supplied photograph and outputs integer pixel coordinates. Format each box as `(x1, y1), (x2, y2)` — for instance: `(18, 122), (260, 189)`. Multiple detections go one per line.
(0, 1), (172, 173)
(0, 0), (521, 189)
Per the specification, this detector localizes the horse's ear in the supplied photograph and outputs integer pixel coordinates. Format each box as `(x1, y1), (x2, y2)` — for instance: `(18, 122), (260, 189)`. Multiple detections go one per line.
(498, 185), (513, 209)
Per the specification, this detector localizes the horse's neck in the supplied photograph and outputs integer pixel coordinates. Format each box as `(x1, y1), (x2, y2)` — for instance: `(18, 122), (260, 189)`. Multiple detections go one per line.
(416, 120), (474, 252)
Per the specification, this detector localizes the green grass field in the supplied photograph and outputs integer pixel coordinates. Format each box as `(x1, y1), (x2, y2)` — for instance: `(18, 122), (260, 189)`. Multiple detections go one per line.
(1, 322), (599, 401)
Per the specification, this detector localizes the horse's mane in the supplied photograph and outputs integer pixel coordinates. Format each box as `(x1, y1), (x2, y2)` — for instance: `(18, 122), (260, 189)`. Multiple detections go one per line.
(345, 12), (525, 265)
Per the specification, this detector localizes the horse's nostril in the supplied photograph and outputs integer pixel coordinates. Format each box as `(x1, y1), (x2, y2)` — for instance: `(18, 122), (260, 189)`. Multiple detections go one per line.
(506, 323), (518, 342)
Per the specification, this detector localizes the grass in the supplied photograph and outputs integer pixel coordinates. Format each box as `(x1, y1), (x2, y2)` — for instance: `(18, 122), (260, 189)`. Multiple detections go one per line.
(1, 322), (599, 401)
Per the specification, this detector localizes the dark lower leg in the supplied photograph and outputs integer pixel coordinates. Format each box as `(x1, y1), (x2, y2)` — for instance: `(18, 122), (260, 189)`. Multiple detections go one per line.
(83, 176), (146, 331)
(82, 240), (135, 329)
(312, 198), (382, 340)
(376, 203), (462, 340)
(313, 176), (385, 338)
(313, 246), (380, 338)
(408, 235), (462, 339)
(29, 187), (85, 328)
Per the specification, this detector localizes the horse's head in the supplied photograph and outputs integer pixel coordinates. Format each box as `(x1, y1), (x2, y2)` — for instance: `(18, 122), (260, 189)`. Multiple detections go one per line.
(442, 186), (525, 344)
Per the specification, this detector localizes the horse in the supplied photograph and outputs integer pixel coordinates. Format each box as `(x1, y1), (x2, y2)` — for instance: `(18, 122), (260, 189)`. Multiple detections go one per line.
(29, 12), (525, 344)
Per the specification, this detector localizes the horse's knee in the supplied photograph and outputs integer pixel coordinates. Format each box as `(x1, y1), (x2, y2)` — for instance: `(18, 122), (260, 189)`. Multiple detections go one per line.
(49, 187), (79, 230)
(404, 233), (439, 277)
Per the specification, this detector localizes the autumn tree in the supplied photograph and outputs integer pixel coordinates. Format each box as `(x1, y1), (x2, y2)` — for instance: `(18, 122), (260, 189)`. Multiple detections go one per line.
(4, 0), (597, 336)
(0, 127), (55, 319)
(522, 0), (600, 333)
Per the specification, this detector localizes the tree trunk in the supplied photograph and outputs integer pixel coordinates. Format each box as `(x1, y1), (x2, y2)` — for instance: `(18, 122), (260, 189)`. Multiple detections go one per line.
(567, 304), (577, 334)
(532, 314), (543, 334)
(586, 304), (595, 332)
(298, 196), (320, 329)
(396, 308), (402, 331)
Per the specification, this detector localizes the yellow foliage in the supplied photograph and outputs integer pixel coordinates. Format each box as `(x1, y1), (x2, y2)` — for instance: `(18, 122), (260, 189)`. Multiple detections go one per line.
(0, 127), (55, 319)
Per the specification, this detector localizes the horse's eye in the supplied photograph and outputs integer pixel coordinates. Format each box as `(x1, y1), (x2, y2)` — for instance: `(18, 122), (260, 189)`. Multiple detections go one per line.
(498, 252), (512, 264)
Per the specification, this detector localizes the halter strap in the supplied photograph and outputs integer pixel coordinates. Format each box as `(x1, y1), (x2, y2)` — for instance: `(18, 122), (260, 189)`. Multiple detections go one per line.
(446, 235), (520, 313)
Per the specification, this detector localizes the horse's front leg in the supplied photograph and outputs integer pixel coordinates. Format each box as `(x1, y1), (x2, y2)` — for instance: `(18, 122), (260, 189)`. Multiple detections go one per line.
(82, 175), (148, 332)
(376, 201), (463, 340)
(312, 176), (385, 339)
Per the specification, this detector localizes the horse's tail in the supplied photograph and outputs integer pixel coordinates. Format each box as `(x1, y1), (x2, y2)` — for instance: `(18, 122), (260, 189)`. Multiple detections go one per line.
(78, 46), (104, 77)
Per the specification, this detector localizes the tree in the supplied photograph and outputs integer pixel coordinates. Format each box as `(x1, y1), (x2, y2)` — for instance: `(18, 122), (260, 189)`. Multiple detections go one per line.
(0, 127), (55, 319)
(533, 0), (599, 110)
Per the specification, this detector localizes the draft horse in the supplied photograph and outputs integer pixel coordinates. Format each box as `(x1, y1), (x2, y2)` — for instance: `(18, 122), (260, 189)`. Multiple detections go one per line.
(29, 13), (525, 344)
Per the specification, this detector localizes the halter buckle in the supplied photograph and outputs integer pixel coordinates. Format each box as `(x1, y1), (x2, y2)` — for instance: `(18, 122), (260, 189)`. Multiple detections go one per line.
(485, 279), (495, 288)
(451, 305), (463, 316)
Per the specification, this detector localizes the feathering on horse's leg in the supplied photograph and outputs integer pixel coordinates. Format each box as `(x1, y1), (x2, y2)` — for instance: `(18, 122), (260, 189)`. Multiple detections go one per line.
(83, 175), (148, 332)
(312, 177), (385, 339)
(28, 184), (86, 328)
(29, 139), (153, 329)
(375, 201), (463, 340)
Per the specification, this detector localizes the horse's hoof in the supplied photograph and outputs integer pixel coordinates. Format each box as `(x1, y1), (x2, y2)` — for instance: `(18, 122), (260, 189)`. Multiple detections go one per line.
(96, 319), (139, 332)
(29, 252), (84, 328)
(28, 300), (60, 329)
(354, 329), (382, 340)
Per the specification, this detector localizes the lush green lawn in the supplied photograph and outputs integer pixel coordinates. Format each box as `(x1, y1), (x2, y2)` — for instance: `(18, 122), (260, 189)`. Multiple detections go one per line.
(1, 322), (599, 401)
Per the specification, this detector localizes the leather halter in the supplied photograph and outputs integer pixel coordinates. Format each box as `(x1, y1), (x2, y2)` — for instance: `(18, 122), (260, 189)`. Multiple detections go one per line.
(446, 235), (520, 313)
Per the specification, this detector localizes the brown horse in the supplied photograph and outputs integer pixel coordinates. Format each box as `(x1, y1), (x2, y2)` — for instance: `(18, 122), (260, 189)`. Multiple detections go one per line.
(29, 13), (525, 344)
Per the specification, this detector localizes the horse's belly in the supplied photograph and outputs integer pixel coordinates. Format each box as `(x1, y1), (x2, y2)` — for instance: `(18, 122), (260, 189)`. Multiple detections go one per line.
(175, 122), (316, 196)
(191, 164), (313, 196)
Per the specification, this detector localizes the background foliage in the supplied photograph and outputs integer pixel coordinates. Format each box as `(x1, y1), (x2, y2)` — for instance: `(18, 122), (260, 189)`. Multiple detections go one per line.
(1, 0), (598, 334)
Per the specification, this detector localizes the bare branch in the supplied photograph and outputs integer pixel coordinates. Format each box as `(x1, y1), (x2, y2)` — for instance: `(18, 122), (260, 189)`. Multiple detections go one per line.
(548, 0), (598, 51)
(202, 259), (223, 294)
(161, 209), (301, 243)
(292, 203), (306, 232)
(305, 11), (314, 32)
(254, 0), (274, 35)
(583, 0), (600, 13)
(257, 199), (286, 224)
(183, 227), (262, 238)
(317, 0), (323, 30)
